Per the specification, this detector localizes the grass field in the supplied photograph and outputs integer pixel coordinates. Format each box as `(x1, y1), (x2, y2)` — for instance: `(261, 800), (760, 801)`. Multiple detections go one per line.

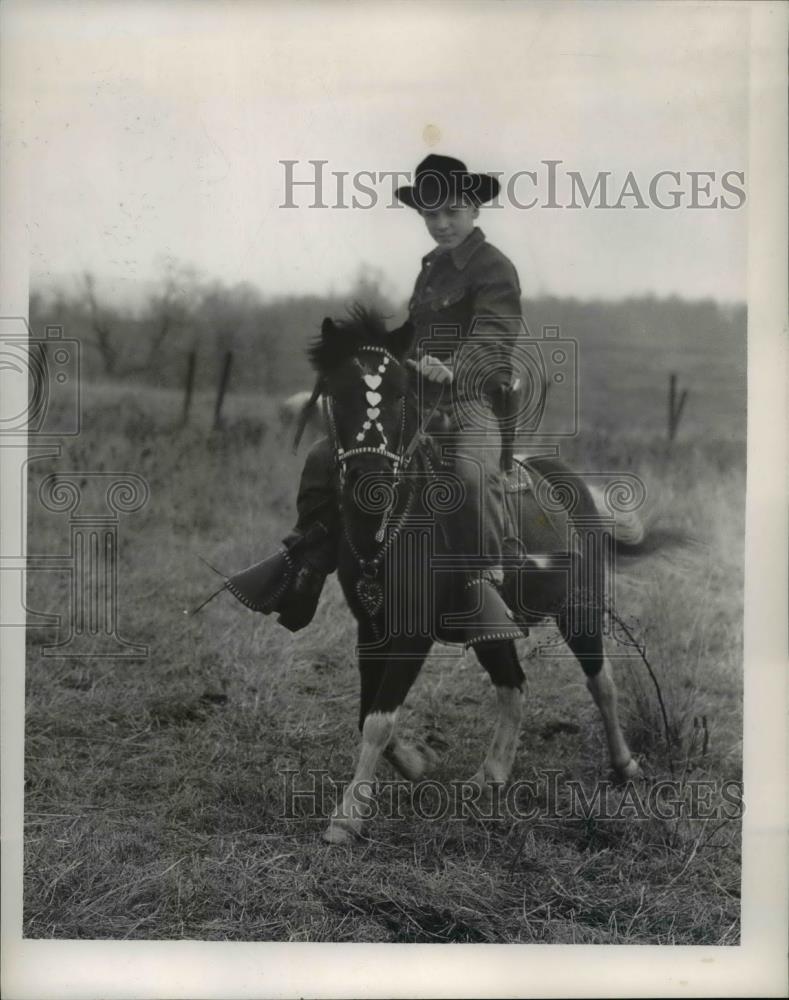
(23, 336), (745, 943)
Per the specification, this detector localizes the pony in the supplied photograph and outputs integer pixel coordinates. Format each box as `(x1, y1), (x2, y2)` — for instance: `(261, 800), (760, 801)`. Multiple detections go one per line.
(308, 307), (646, 845)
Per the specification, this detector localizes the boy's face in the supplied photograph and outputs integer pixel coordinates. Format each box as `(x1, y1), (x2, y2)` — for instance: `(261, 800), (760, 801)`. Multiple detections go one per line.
(419, 197), (479, 251)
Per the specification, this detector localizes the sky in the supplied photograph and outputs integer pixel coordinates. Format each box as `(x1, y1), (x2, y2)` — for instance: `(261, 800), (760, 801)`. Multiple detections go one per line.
(3, 0), (749, 304)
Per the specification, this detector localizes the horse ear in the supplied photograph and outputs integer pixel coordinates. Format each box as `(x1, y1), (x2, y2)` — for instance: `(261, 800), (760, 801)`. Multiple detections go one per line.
(388, 320), (416, 360)
(321, 317), (336, 338)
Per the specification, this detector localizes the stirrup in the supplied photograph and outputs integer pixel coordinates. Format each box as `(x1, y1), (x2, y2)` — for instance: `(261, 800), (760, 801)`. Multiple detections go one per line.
(225, 547), (296, 615)
(226, 552), (327, 631)
(276, 563), (327, 632)
(225, 523), (330, 631)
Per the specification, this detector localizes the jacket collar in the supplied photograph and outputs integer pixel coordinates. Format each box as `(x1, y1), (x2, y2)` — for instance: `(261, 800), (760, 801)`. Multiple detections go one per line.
(422, 227), (486, 271)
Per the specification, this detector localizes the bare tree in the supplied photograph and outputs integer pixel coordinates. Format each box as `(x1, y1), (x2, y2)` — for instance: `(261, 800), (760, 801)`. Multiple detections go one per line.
(131, 259), (200, 374)
(348, 263), (398, 316)
(82, 271), (118, 376)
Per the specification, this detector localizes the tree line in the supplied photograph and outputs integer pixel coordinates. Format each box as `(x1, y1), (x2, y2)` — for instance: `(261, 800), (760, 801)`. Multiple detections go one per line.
(29, 264), (746, 399)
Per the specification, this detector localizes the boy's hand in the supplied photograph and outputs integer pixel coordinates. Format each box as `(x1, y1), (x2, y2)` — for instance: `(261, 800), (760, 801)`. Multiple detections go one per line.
(406, 354), (454, 384)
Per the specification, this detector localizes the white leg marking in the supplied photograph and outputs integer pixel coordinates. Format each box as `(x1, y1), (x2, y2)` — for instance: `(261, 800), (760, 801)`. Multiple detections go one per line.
(324, 710), (397, 844)
(384, 738), (439, 782)
(471, 686), (524, 787)
(586, 658), (638, 776)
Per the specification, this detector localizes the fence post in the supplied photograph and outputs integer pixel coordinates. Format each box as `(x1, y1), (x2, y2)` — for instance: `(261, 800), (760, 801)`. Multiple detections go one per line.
(667, 372), (688, 442)
(213, 350), (233, 429)
(181, 349), (196, 424)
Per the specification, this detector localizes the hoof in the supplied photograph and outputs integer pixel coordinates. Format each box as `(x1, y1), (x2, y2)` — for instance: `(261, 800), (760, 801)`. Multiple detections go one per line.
(613, 757), (643, 783)
(463, 770), (505, 820)
(468, 768), (486, 790)
(416, 741), (440, 773)
(468, 766), (507, 788)
(323, 818), (361, 845)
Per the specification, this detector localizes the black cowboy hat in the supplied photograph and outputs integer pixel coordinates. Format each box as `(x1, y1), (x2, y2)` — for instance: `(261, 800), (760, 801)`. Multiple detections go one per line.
(395, 154), (500, 211)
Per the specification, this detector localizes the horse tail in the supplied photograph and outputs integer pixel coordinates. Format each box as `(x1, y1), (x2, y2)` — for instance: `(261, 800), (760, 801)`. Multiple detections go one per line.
(587, 483), (646, 549)
(519, 455), (648, 552)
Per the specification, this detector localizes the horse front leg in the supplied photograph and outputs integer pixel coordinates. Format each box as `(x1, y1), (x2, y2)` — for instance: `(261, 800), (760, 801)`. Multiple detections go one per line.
(324, 630), (433, 845)
(383, 736), (439, 782)
(468, 640), (525, 794)
(351, 625), (437, 782)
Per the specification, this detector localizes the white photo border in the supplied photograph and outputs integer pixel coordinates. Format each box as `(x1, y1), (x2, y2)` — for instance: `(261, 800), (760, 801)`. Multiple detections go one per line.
(1, 2), (786, 997)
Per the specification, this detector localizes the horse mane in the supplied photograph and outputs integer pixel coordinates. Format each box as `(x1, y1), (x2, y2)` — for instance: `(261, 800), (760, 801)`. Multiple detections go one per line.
(307, 304), (409, 374)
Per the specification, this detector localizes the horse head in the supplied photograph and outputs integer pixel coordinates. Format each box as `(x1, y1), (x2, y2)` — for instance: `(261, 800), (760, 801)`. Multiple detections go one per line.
(309, 306), (418, 561)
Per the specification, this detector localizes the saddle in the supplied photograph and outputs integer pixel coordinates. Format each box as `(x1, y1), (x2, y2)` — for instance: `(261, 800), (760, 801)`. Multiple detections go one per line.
(502, 456), (575, 555)
(425, 454), (576, 644)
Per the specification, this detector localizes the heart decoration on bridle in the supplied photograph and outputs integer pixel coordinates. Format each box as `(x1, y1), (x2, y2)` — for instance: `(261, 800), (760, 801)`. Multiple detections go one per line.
(322, 343), (446, 618)
(323, 346), (407, 489)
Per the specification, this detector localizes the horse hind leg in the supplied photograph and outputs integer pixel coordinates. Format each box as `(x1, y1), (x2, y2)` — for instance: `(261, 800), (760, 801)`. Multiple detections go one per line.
(587, 660), (641, 780)
(468, 640), (525, 792)
(560, 612), (640, 780)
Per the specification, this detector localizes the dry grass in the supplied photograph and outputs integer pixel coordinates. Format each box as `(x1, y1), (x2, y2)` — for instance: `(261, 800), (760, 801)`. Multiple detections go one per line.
(23, 380), (743, 943)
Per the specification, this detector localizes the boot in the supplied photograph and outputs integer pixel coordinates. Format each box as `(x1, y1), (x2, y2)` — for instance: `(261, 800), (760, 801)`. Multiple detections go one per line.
(451, 569), (525, 648)
(224, 522), (331, 632)
(275, 561), (328, 632)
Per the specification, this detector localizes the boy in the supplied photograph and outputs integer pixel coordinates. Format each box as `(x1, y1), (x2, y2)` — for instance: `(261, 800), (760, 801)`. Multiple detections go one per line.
(227, 154), (524, 646)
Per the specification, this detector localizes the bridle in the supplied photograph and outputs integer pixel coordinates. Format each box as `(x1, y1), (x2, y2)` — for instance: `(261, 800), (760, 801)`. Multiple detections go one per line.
(322, 345), (445, 489)
(323, 346), (408, 487)
(321, 345), (446, 617)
